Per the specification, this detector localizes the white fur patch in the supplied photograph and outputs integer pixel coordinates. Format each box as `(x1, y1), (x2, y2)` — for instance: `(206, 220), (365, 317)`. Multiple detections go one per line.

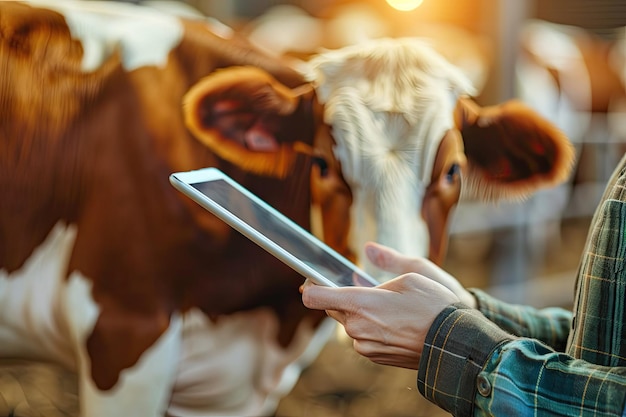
(27, 0), (184, 72)
(0, 223), (78, 368)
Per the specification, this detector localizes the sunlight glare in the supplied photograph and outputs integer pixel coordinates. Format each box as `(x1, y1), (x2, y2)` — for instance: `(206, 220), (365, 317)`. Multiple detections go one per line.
(385, 0), (424, 12)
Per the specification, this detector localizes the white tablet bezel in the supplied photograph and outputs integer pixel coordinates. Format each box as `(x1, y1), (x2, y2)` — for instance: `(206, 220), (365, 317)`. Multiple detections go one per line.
(169, 167), (378, 288)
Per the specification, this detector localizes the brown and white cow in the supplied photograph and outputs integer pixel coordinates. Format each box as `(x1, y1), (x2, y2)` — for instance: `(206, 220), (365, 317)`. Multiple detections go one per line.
(0, 1), (575, 416)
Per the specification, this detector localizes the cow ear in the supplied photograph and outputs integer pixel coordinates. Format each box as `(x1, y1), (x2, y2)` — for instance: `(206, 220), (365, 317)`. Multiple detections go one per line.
(183, 66), (316, 178)
(455, 96), (576, 200)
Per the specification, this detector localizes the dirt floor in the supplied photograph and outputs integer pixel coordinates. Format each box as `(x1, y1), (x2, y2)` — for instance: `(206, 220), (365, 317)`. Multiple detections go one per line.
(275, 336), (451, 417)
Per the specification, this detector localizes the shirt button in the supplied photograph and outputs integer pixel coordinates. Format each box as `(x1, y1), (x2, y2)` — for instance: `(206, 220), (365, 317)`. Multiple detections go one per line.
(476, 373), (492, 397)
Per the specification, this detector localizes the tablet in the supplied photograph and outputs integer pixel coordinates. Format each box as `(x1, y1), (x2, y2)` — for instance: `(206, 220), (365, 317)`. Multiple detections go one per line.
(169, 167), (378, 288)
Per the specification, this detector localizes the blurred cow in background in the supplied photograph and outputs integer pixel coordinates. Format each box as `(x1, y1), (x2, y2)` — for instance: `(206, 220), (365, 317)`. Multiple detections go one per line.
(0, 1), (573, 416)
(518, 19), (626, 152)
(515, 19), (626, 263)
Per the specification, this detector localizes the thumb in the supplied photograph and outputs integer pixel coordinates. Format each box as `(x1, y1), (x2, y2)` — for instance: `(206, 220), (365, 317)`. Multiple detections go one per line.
(301, 284), (349, 311)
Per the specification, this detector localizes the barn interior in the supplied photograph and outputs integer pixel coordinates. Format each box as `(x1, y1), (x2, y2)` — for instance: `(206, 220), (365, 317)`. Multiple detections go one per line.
(190, 0), (626, 312)
(1, 0), (625, 416)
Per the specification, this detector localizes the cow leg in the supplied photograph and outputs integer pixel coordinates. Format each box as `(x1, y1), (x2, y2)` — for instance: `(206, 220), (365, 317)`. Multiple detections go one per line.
(63, 274), (182, 417)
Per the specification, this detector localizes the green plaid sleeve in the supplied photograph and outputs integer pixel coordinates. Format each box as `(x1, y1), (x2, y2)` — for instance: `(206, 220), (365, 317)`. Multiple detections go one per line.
(469, 287), (572, 351)
(417, 304), (626, 417)
(567, 172), (626, 366)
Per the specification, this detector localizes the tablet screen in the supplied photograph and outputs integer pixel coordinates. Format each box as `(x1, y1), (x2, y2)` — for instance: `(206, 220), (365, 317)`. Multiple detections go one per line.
(191, 179), (377, 287)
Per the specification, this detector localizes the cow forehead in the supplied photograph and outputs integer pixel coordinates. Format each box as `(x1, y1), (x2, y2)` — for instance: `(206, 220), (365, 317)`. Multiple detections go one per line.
(307, 38), (474, 119)
(307, 38), (475, 186)
(28, 0), (184, 71)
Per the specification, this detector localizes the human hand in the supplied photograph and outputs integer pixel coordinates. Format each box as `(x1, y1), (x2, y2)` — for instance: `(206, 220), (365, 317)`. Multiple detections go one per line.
(300, 273), (460, 370)
(365, 241), (477, 308)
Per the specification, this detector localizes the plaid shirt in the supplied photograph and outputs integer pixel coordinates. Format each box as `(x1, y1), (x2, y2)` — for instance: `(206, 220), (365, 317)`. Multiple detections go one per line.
(417, 154), (626, 416)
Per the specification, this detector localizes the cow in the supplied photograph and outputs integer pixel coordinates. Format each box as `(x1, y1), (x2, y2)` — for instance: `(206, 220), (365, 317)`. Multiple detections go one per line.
(0, 1), (575, 416)
(517, 19), (626, 147)
(516, 19), (626, 245)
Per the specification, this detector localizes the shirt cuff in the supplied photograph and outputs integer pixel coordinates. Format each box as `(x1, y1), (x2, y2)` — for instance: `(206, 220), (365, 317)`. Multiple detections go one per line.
(417, 303), (514, 416)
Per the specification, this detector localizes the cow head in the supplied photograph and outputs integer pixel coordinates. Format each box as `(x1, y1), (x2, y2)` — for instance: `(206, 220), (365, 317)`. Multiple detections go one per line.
(183, 38), (575, 276)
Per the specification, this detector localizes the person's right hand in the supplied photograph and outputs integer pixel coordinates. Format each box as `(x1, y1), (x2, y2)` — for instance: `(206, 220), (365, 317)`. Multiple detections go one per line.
(365, 242), (477, 308)
(301, 272), (459, 370)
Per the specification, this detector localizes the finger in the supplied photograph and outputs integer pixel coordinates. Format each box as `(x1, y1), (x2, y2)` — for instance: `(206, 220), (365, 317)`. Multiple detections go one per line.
(299, 278), (315, 293)
(352, 272), (377, 287)
(352, 340), (420, 369)
(365, 241), (419, 274)
(353, 339), (418, 358)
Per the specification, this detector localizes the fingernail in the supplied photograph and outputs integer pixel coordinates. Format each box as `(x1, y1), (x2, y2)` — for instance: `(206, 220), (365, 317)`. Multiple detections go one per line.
(365, 245), (378, 259)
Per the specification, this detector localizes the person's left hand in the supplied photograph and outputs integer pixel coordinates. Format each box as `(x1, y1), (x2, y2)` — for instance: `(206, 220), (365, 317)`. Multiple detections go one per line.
(300, 272), (460, 370)
(364, 241), (477, 308)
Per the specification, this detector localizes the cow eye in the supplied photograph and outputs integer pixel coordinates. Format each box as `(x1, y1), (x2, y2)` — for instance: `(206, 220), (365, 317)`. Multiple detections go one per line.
(445, 163), (461, 183)
(312, 156), (329, 177)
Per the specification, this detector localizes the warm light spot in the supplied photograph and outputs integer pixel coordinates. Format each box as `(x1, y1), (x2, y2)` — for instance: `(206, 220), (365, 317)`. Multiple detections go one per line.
(385, 0), (424, 11)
